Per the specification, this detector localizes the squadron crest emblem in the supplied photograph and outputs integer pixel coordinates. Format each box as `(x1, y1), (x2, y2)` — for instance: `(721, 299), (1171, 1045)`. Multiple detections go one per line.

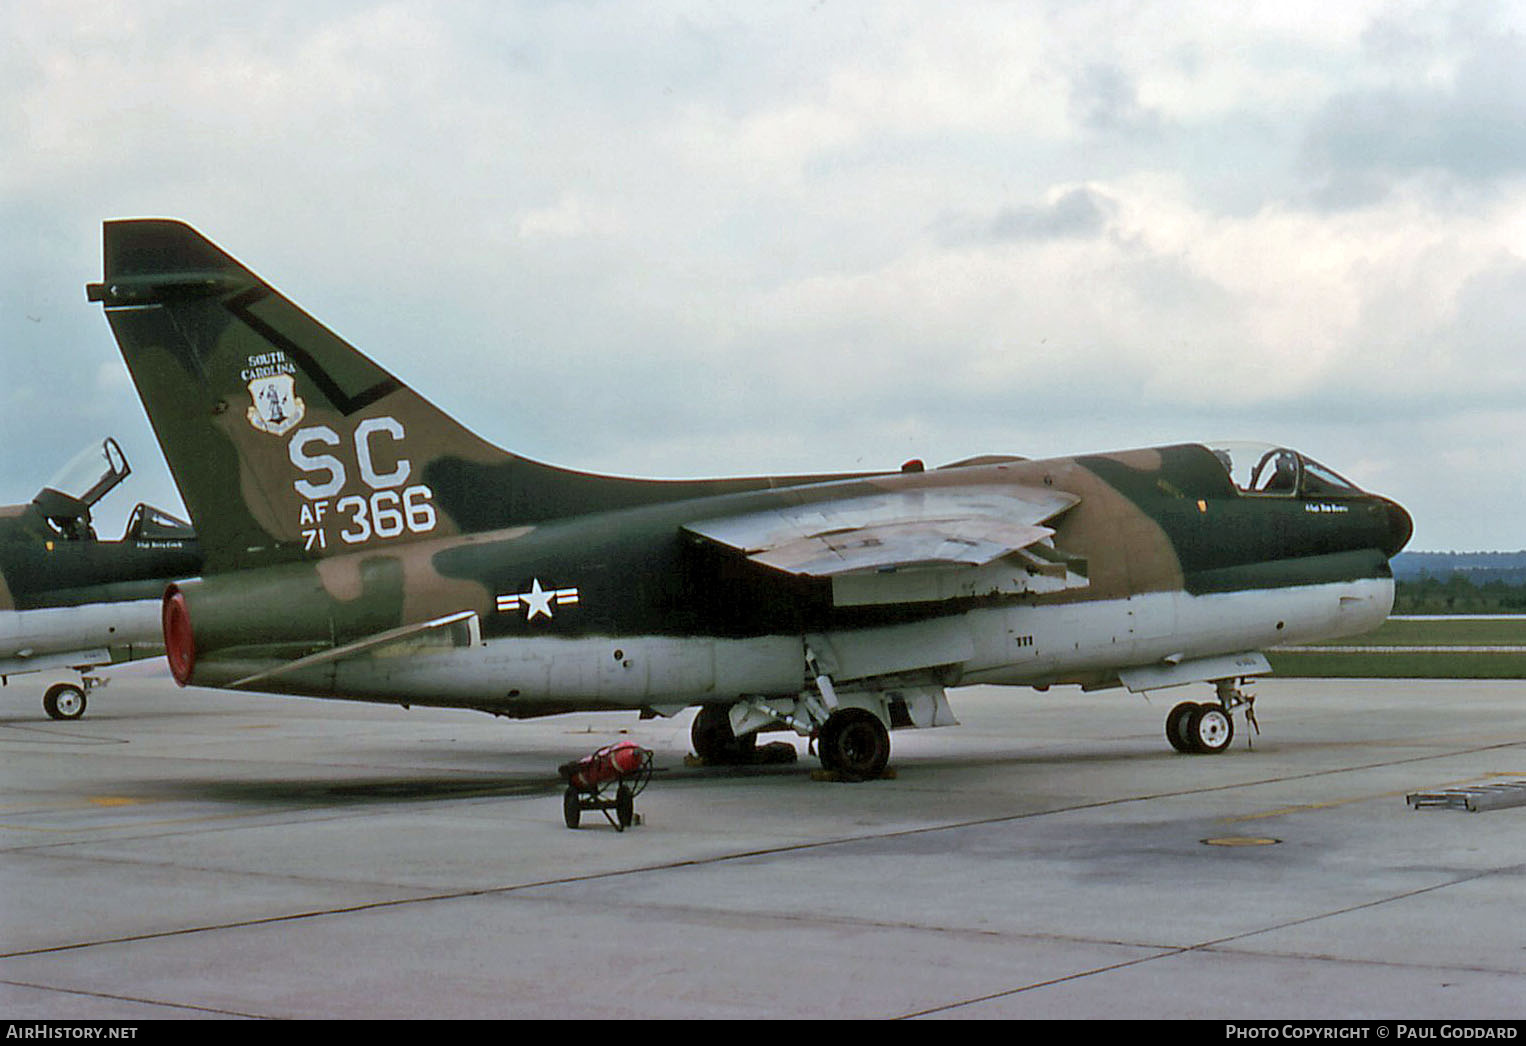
(246, 373), (305, 436)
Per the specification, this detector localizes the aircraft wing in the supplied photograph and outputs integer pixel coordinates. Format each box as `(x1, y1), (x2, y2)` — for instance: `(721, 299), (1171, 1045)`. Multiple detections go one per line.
(684, 485), (1082, 603)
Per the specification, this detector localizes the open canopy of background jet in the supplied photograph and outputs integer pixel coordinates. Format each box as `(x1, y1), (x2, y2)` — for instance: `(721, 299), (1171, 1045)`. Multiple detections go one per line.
(33, 438), (130, 541)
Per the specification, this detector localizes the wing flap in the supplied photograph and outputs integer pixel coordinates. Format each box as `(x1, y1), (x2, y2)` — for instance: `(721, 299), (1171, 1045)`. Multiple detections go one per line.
(752, 519), (1057, 576)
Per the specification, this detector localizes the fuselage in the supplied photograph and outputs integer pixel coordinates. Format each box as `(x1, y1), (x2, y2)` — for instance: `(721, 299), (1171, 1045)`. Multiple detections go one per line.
(85, 218), (1416, 767)
(173, 442), (1410, 715)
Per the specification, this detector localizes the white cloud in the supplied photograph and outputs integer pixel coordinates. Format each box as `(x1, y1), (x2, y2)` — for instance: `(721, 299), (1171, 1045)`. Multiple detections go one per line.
(3, 1), (1524, 548)
(516, 194), (628, 241)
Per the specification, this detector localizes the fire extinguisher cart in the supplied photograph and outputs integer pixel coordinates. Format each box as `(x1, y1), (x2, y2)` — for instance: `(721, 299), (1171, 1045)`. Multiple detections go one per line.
(558, 741), (654, 831)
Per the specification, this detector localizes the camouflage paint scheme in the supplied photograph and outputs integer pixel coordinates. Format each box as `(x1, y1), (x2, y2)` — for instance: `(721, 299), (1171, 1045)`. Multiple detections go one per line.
(86, 219), (1412, 774)
(0, 445), (201, 718)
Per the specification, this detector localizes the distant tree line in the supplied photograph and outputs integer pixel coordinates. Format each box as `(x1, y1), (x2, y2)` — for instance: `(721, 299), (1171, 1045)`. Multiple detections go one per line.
(1393, 551), (1526, 585)
(1394, 573), (1526, 614)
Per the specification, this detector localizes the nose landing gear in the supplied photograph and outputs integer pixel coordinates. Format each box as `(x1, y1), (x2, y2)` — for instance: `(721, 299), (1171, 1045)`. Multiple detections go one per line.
(1166, 678), (1257, 754)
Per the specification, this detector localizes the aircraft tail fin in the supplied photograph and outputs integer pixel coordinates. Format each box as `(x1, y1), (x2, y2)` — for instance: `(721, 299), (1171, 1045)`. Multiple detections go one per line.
(89, 220), (852, 573)
(87, 219), (519, 571)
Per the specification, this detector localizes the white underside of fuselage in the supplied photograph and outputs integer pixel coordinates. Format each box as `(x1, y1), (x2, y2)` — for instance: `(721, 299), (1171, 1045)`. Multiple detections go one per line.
(199, 576), (1394, 716)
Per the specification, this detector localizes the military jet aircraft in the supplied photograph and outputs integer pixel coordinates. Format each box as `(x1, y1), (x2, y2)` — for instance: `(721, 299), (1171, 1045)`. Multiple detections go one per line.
(1, 436), (200, 718)
(85, 219), (1412, 776)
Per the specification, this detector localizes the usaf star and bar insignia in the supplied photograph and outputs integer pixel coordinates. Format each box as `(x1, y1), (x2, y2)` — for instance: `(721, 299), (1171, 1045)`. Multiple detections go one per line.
(496, 579), (580, 621)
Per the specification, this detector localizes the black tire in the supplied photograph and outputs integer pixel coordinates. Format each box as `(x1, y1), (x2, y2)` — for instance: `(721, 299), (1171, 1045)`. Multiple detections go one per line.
(691, 704), (757, 764)
(615, 784), (634, 830)
(43, 683), (87, 721)
(818, 708), (890, 780)
(1166, 701), (1197, 753)
(563, 786), (582, 829)
(1184, 703), (1234, 754)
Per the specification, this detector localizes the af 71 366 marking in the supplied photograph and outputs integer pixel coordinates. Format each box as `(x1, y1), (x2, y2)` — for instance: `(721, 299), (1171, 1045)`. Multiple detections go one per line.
(288, 415), (437, 550)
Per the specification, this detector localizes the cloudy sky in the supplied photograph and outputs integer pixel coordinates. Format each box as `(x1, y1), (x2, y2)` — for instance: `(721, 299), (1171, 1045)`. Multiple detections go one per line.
(4, 1), (1525, 550)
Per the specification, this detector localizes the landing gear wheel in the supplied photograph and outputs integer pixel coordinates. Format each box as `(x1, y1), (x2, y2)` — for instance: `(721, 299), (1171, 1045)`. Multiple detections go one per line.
(615, 784), (634, 830)
(563, 786), (582, 829)
(818, 708), (890, 780)
(1166, 701), (1198, 753)
(1184, 703), (1234, 754)
(691, 704), (757, 764)
(43, 683), (87, 721)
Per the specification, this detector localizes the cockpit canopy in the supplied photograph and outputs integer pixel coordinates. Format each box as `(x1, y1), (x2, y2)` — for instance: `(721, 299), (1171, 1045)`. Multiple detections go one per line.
(32, 438), (132, 540)
(30, 440), (194, 544)
(123, 502), (195, 542)
(1207, 442), (1363, 499)
(41, 437), (130, 508)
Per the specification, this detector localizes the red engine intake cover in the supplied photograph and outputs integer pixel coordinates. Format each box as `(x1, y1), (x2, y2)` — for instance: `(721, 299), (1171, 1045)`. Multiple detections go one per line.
(162, 585), (196, 687)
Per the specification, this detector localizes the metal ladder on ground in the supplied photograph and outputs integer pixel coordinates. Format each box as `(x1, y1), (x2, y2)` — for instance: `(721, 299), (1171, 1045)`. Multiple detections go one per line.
(1406, 781), (1526, 812)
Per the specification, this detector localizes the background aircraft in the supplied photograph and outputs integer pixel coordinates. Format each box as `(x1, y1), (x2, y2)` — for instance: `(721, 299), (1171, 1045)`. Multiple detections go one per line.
(87, 219), (1411, 775)
(0, 437), (200, 718)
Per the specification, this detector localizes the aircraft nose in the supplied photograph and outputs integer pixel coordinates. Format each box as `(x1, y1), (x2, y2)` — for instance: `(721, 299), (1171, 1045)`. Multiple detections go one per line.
(1379, 497), (1413, 558)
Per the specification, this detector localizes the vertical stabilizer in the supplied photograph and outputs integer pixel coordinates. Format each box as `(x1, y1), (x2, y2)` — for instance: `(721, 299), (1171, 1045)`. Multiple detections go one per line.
(88, 220), (860, 573)
(87, 219), (513, 570)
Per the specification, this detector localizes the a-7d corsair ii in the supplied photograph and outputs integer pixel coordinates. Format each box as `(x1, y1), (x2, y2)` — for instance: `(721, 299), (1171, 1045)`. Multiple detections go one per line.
(86, 219), (1412, 776)
(1, 437), (200, 718)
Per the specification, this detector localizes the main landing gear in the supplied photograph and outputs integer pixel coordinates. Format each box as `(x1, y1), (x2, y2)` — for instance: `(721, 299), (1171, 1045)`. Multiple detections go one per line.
(689, 644), (937, 781)
(691, 701), (893, 780)
(1166, 678), (1258, 755)
(815, 708), (891, 780)
(690, 704), (757, 764)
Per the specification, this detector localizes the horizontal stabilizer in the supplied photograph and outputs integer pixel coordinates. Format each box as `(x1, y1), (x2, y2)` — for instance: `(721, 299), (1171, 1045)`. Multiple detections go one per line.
(684, 485), (1078, 578)
(228, 610), (481, 689)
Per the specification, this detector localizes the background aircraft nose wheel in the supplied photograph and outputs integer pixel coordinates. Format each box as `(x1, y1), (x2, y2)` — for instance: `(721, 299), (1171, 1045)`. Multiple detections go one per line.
(817, 708), (891, 779)
(43, 683), (87, 721)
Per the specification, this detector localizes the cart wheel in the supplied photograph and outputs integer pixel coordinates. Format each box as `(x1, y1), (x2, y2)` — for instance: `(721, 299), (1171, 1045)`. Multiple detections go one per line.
(563, 786), (581, 829)
(616, 783), (634, 829)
